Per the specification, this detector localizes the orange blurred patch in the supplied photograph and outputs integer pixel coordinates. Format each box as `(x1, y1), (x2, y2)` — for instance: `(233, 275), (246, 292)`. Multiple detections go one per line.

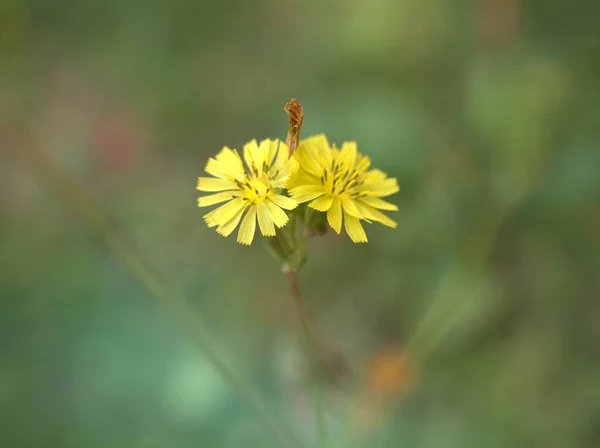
(365, 348), (416, 400)
(350, 348), (417, 435)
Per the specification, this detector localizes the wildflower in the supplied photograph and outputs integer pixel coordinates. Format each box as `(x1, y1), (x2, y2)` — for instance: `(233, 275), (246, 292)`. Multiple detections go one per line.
(197, 139), (298, 245)
(288, 135), (399, 243)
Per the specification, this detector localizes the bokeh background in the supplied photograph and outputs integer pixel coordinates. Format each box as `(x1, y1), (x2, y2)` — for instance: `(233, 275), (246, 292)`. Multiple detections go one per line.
(2, 0), (600, 447)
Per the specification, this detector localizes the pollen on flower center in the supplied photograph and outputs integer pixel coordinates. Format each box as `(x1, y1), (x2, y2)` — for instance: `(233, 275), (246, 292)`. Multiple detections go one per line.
(320, 159), (367, 197)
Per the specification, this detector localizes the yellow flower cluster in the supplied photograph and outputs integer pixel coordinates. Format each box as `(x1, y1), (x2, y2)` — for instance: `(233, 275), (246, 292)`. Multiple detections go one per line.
(197, 135), (399, 244)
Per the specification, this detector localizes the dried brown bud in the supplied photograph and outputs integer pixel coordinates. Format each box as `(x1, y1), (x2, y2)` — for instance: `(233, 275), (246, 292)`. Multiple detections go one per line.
(284, 98), (303, 155)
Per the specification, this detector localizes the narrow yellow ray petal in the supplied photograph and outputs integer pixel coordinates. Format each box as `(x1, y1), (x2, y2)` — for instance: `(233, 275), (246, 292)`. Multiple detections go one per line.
(338, 141), (357, 171)
(243, 139), (264, 175)
(216, 206), (247, 237)
(294, 145), (322, 177)
(264, 200), (289, 228)
(286, 170), (318, 190)
(291, 191), (324, 203)
(341, 198), (362, 218)
(289, 184), (326, 203)
(273, 140), (291, 173)
(207, 197), (246, 225)
(308, 195), (333, 211)
(269, 194), (298, 210)
(243, 139), (259, 174)
(197, 193), (234, 207)
(360, 177), (400, 197)
(264, 139), (279, 168)
(197, 177), (235, 192)
(237, 206), (257, 245)
(256, 202), (276, 236)
(305, 134), (332, 166)
(344, 214), (368, 243)
(327, 198), (343, 234)
(203, 209), (220, 228)
(359, 196), (399, 211)
(209, 147), (246, 182)
(355, 202), (398, 228)
(257, 139), (270, 173)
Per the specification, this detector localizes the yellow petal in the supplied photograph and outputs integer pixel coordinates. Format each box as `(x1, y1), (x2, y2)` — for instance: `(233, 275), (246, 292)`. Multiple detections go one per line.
(289, 184), (325, 203)
(202, 157), (226, 179)
(294, 145), (322, 177)
(305, 134), (332, 165)
(341, 198), (362, 218)
(243, 139), (257, 172)
(359, 196), (398, 211)
(265, 139), (280, 168)
(205, 197), (246, 225)
(338, 141), (358, 171)
(270, 194), (298, 210)
(264, 200), (289, 228)
(331, 144), (340, 160)
(243, 139), (264, 175)
(355, 202), (397, 228)
(237, 206), (257, 245)
(257, 139), (270, 171)
(286, 170), (319, 190)
(308, 195), (333, 211)
(327, 198), (343, 234)
(360, 175), (399, 197)
(257, 202), (276, 236)
(293, 191), (324, 203)
(271, 175), (291, 190)
(197, 193), (234, 207)
(344, 214), (368, 243)
(206, 147), (246, 182)
(355, 155), (372, 173)
(273, 140), (292, 173)
(216, 206), (247, 237)
(258, 139), (273, 173)
(197, 177), (236, 192)
(203, 210), (219, 228)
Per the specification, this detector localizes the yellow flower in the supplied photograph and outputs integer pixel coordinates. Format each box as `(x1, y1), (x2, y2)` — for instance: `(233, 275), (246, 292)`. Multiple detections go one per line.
(288, 134), (399, 243)
(197, 139), (298, 245)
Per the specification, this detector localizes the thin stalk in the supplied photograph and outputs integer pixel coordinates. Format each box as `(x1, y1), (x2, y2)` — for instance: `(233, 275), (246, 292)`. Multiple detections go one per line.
(6, 139), (304, 448)
(286, 268), (312, 341)
(315, 384), (328, 445)
(407, 207), (511, 360)
(285, 267), (328, 447)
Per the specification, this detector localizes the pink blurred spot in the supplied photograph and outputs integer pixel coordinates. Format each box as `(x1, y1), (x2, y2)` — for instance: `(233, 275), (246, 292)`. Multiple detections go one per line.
(93, 112), (146, 171)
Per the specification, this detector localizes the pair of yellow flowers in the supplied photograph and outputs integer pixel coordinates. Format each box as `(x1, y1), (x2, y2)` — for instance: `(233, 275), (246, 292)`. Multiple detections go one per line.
(197, 135), (399, 245)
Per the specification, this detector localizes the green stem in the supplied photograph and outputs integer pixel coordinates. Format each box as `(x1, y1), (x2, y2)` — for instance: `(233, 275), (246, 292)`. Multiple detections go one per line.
(315, 384), (328, 446)
(285, 267), (328, 447)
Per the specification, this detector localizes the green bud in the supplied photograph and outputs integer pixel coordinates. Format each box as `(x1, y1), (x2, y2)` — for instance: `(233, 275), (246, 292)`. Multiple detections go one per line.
(263, 227), (295, 262)
(304, 206), (328, 236)
(262, 211), (307, 269)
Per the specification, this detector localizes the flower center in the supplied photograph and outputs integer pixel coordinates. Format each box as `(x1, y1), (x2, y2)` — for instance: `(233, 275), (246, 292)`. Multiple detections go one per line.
(321, 161), (365, 197)
(237, 175), (273, 205)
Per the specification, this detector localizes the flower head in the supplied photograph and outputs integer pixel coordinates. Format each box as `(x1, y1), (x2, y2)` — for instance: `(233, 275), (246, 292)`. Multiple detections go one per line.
(197, 139), (298, 245)
(288, 135), (399, 243)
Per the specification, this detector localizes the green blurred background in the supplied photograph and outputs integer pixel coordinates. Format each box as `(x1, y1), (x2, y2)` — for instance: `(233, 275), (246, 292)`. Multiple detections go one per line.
(1, 0), (600, 447)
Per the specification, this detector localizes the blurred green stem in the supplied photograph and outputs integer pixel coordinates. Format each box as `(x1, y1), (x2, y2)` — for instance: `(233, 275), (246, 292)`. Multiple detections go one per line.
(315, 384), (327, 445)
(408, 204), (522, 361)
(7, 139), (305, 448)
(284, 266), (328, 447)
